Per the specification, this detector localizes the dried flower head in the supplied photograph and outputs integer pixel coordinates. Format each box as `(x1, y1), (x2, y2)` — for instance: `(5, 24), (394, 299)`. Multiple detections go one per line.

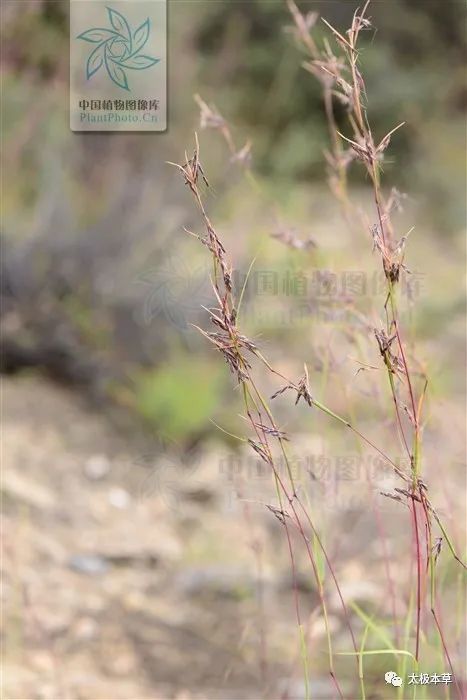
(271, 365), (313, 407)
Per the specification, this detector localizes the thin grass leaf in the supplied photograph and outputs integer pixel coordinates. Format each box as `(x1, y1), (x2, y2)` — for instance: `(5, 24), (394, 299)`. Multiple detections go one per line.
(335, 649), (416, 660)
(236, 255), (257, 320)
(350, 601), (394, 650)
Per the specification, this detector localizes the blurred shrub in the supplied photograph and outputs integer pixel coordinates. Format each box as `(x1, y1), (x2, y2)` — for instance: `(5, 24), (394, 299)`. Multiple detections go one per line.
(194, 0), (466, 231)
(3, 0), (465, 233)
(134, 357), (225, 442)
(1, 0), (465, 434)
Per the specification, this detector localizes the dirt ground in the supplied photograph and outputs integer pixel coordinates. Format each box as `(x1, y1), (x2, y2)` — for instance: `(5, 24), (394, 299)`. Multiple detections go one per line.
(2, 375), (318, 700)
(3, 374), (466, 700)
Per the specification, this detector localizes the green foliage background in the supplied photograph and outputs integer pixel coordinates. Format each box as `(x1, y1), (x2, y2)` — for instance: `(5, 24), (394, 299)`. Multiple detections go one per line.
(2, 0), (466, 441)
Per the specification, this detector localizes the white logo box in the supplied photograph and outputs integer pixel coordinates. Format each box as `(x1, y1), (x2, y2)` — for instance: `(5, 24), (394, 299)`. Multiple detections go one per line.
(70, 0), (167, 131)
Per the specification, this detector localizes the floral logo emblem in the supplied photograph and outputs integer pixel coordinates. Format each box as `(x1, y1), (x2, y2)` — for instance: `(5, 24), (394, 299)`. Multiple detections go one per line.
(77, 6), (160, 91)
(137, 257), (212, 331)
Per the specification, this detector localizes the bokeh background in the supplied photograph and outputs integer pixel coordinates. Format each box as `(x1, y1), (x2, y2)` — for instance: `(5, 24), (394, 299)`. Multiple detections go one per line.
(2, 1), (466, 698)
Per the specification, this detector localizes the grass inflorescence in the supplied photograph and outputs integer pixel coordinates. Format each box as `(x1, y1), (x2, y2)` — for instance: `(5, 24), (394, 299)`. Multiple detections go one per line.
(171, 2), (466, 697)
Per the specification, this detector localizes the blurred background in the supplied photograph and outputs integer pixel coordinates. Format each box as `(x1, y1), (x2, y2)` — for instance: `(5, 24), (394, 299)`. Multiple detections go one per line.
(2, 1), (466, 698)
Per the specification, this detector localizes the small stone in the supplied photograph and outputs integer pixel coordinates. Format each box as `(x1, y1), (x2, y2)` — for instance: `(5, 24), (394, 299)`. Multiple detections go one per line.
(84, 454), (111, 480)
(68, 554), (109, 576)
(108, 487), (131, 509)
(3, 470), (54, 509)
(175, 566), (256, 600)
